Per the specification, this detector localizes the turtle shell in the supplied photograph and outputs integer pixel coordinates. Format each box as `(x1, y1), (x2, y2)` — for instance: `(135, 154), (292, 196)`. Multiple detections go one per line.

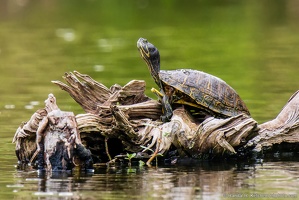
(159, 69), (250, 117)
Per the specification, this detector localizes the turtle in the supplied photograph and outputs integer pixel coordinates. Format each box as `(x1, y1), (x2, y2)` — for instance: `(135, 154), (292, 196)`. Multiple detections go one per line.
(137, 37), (250, 122)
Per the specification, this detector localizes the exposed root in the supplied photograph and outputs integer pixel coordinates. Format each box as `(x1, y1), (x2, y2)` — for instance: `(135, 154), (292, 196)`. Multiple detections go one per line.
(13, 71), (299, 170)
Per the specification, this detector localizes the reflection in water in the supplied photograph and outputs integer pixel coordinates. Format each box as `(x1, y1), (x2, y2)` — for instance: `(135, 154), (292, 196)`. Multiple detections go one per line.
(9, 161), (298, 199)
(7, 153), (299, 199)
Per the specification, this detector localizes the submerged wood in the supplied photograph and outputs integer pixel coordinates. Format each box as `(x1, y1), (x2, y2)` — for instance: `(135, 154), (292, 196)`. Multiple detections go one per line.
(14, 71), (299, 168)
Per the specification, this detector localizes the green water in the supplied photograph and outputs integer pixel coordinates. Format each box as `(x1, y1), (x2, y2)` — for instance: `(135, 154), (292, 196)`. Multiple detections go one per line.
(1, 0), (299, 199)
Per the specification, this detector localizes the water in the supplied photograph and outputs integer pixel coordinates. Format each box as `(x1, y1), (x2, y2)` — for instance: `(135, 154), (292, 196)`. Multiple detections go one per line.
(1, 0), (299, 199)
(3, 161), (299, 199)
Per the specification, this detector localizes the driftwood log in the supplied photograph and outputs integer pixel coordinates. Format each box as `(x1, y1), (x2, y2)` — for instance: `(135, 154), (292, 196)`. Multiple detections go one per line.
(13, 71), (299, 169)
(13, 94), (93, 170)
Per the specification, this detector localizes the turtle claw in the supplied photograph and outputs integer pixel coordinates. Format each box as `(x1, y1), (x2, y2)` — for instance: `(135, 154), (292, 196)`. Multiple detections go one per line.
(161, 116), (168, 122)
(161, 113), (172, 122)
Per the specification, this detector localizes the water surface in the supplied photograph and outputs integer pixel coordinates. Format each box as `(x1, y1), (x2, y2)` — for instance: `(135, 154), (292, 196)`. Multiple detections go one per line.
(1, 0), (299, 199)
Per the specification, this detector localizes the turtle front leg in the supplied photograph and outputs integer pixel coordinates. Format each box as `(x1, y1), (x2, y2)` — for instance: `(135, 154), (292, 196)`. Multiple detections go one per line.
(151, 87), (173, 122)
(161, 94), (173, 122)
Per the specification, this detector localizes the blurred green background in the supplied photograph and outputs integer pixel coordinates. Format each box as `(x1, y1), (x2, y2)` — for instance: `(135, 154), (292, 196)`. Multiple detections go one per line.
(1, 1), (299, 199)
(0, 0), (299, 126)
(1, 0), (299, 132)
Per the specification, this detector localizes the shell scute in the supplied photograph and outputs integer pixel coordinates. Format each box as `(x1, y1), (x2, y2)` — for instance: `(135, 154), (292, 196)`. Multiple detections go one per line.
(159, 69), (250, 117)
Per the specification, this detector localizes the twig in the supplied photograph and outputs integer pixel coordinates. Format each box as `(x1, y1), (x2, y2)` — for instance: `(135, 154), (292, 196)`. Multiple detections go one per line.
(146, 128), (162, 167)
(105, 137), (112, 161)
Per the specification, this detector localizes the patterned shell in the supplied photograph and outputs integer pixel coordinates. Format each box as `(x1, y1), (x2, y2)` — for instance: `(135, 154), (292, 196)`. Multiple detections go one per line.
(159, 69), (250, 117)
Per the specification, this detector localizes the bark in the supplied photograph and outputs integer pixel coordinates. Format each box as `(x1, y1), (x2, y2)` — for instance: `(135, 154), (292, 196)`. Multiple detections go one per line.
(245, 90), (299, 152)
(13, 94), (93, 170)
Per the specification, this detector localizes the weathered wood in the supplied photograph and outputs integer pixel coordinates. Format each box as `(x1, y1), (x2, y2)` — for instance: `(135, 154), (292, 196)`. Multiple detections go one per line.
(52, 71), (152, 114)
(13, 94), (93, 170)
(245, 90), (299, 152)
(51, 71), (111, 113)
(13, 109), (47, 163)
(13, 71), (299, 169)
(52, 71), (299, 158)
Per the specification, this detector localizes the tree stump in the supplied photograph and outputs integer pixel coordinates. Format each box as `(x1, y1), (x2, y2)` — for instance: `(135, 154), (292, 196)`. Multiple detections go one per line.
(13, 94), (93, 170)
(13, 71), (299, 169)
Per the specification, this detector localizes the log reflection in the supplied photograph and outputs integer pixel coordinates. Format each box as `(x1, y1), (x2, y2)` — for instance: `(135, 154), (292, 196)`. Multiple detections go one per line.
(13, 162), (258, 199)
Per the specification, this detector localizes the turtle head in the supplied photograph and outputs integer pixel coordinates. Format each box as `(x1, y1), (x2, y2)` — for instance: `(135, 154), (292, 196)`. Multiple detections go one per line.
(137, 38), (160, 84)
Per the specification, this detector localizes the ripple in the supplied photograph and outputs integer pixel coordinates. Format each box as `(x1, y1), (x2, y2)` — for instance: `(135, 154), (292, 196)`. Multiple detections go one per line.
(4, 104), (15, 109)
(55, 28), (75, 42)
(58, 192), (74, 197)
(33, 191), (75, 197)
(93, 65), (105, 72)
(98, 39), (112, 52)
(6, 184), (24, 188)
(24, 105), (34, 110)
(29, 101), (39, 106)
(34, 192), (56, 196)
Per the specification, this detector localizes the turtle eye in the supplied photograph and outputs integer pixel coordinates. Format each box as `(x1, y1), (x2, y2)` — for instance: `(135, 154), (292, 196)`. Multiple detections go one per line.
(149, 47), (155, 53)
(149, 47), (158, 56)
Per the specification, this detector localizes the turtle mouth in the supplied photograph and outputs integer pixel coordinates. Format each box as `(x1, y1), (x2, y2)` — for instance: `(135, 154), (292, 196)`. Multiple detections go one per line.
(137, 38), (151, 59)
(137, 37), (147, 48)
